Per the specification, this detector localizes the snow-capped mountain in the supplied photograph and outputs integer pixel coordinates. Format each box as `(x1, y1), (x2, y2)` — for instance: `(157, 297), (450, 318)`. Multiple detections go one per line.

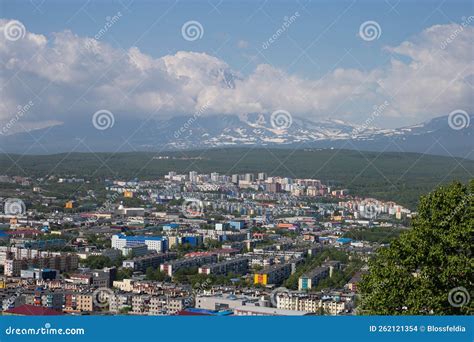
(163, 113), (381, 148)
(0, 113), (472, 158)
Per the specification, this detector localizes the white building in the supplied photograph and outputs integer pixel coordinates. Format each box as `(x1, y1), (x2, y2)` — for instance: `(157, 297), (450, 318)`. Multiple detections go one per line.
(111, 234), (167, 253)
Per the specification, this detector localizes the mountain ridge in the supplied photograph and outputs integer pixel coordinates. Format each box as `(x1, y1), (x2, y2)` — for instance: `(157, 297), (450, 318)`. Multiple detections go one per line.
(0, 113), (471, 158)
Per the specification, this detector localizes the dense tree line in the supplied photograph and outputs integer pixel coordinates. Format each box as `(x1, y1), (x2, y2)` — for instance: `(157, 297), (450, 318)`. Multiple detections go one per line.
(359, 181), (473, 315)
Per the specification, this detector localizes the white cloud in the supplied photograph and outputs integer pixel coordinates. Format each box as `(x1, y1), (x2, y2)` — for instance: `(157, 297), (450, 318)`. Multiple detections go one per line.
(0, 19), (472, 133)
(381, 24), (474, 121)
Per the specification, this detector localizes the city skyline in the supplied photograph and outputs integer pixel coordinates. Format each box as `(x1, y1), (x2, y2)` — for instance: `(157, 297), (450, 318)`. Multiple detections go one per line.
(0, 1), (471, 339)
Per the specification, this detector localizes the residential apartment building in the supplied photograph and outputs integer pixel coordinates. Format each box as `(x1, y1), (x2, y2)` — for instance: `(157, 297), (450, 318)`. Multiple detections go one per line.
(4, 253), (79, 276)
(112, 234), (168, 253)
(131, 294), (150, 315)
(198, 257), (249, 275)
(160, 254), (217, 277)
(195, 294), (257, 311)
(233, 305), (309, 316)
(109, 293), (132, 314)
(122, 252), (177, 272)
(276, 292), (352, 316)
(76, 293), (94, 312)
(298, 266), (329, 290)
(254, 263), (292, 286)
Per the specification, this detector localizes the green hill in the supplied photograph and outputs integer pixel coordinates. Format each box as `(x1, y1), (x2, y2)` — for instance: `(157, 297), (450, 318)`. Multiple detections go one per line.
(1, 148), (472, 209)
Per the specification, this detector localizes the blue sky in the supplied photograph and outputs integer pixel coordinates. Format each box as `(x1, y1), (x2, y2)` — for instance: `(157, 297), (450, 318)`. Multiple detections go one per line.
(0, 0), (472, 130)
(3, 0), (471, 77)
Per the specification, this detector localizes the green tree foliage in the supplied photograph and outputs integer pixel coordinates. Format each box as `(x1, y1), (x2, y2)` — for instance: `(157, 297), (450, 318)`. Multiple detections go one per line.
(145, 267), (169, 281)
(82, 255), (113, 269)
(343, 227), (405, 244)
(314, 260), (364, 291)
(204, 239), (222, 249)
(115, 267), (133, 281)
(359, 181), (473, 315)
(170, 268), (241, 286)
(85, 234), (110, 249)
(172, 267), (199, 283)
(284, 248), (353, 290)
(121, 197), (146, 207)
(172, 243), (194, 255)
(2, 149), (473, 209)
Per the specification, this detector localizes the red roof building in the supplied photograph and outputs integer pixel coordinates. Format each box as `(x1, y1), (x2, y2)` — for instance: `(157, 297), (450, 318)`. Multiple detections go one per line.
(3, 304), (64, 316)
(184, 251), (214, 258)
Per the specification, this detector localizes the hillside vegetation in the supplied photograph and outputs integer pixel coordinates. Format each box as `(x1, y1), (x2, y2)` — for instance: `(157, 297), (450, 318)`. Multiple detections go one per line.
(1, 148), (473, 209)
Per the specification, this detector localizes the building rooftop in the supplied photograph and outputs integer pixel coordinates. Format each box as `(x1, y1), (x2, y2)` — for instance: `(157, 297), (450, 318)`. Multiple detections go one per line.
(177, 308), (233, 316)
(115, 234), (164, 241)
(301, 266), (329, 279)
(4, 304), (65, 316)
(234, 305), (309, 316)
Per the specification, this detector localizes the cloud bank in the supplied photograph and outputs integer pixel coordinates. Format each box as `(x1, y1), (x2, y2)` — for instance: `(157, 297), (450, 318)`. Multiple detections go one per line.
(0, 19), (472, 133)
